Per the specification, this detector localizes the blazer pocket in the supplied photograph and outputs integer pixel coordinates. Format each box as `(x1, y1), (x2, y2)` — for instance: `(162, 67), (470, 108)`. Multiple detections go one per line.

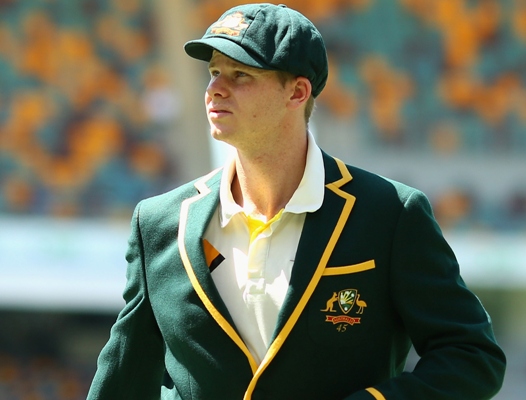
(322, 259), (376, 276)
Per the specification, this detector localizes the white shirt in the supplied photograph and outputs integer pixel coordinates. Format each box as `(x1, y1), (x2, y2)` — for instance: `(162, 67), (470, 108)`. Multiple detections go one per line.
(203, 132), (325, 364)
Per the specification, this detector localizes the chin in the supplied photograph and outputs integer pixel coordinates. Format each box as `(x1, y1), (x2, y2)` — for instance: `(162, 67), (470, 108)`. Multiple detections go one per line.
(210, 128), (229, 143)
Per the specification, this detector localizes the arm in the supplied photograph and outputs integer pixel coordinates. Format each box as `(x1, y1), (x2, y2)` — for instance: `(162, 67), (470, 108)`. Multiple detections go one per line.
(87, 203), (165, 400)
(347, 190), (506, 400)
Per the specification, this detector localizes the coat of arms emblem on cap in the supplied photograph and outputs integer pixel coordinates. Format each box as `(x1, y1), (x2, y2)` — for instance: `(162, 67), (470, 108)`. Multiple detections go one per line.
(210, 11), (249, 37)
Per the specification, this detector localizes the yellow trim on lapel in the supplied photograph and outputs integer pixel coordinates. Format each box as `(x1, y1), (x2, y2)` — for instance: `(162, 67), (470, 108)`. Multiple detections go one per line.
(323, 259), (375, 276)
(328, 156), (353, 188)
(366, 387), (386, 400)
(179, 170), (259, 374)
(244, 157), (355, 399)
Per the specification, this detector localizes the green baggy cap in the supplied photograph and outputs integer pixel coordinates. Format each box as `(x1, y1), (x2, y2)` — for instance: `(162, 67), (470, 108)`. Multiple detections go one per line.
(184, 3), (328, 97)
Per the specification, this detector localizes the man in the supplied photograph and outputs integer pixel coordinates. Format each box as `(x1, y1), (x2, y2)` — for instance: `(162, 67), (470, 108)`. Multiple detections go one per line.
(87, 3), (506, 399)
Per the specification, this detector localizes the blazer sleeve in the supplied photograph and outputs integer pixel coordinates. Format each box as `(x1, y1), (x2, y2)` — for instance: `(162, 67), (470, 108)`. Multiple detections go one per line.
(87, 202), (166, 400)
(346, 190), (506, 400)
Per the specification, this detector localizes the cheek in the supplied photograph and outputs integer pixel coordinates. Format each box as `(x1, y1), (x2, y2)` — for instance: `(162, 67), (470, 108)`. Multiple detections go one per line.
(249, 99), (275, 119)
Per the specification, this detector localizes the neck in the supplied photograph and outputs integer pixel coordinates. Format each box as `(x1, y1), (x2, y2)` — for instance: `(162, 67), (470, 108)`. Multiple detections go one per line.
(231, 133), (308, 220)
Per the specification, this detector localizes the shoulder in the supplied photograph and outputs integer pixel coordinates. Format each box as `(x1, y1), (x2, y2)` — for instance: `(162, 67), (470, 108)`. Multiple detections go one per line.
(134, 168), (223, 222)
(326, 159), (440, 238)
(322, 152), (432, 216)
(341, 165), (438, 236)
(347, 164), (421, 203)
(320, 150), (422, 202)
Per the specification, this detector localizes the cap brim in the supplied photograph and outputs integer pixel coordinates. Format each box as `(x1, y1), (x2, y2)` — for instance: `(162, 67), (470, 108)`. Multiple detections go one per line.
(184, 37), (272, 70)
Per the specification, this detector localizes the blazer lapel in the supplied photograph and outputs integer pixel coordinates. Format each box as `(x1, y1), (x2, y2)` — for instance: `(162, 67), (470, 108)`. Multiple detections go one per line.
(280, 168), (354, 326)
(179, 169), (222, 301)
(244, 154), (356, 397)
(178, 168), (260, 374)
(277, 153), (356, 339)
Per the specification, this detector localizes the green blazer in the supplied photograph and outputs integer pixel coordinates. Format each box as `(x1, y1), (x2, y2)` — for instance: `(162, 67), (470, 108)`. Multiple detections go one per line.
(87, 153), (505, 400)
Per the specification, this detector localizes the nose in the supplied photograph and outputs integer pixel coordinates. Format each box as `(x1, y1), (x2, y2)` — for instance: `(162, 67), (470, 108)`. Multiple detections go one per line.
(206, 74), (228, 99)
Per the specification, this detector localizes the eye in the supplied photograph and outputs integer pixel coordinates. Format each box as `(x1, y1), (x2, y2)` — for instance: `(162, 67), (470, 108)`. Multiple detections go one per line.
(235, 70), (248, 78)
(209, 69), (220, 77)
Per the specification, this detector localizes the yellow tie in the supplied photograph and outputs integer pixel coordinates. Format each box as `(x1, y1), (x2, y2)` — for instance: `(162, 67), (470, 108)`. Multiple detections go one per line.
(246, 209), (284, 244)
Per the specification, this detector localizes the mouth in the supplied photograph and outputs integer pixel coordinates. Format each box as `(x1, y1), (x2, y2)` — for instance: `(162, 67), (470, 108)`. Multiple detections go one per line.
(208, 106), (232, 118)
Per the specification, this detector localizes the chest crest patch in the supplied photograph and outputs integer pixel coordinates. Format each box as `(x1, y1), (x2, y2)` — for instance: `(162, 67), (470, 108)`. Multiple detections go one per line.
(321, 289), (367, 331)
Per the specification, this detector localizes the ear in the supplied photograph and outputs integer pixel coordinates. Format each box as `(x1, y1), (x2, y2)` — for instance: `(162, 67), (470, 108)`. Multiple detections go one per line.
(287, 77), (312, 111)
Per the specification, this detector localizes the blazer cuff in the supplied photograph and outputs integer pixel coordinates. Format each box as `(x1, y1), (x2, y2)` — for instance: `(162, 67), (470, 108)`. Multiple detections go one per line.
(344, 387), (386, 400)
(366, 387), (386, 400)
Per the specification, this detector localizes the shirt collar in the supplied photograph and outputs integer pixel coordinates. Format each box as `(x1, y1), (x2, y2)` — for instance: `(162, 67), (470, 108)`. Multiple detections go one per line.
(219, 132), (325, 227)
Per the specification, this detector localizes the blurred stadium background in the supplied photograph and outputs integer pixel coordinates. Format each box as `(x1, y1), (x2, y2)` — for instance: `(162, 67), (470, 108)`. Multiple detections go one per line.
(0, 0), (524, 398)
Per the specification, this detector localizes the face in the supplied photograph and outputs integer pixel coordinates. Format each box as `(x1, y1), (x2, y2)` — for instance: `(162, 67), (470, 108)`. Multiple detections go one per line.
(205, 51), (292, 151)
